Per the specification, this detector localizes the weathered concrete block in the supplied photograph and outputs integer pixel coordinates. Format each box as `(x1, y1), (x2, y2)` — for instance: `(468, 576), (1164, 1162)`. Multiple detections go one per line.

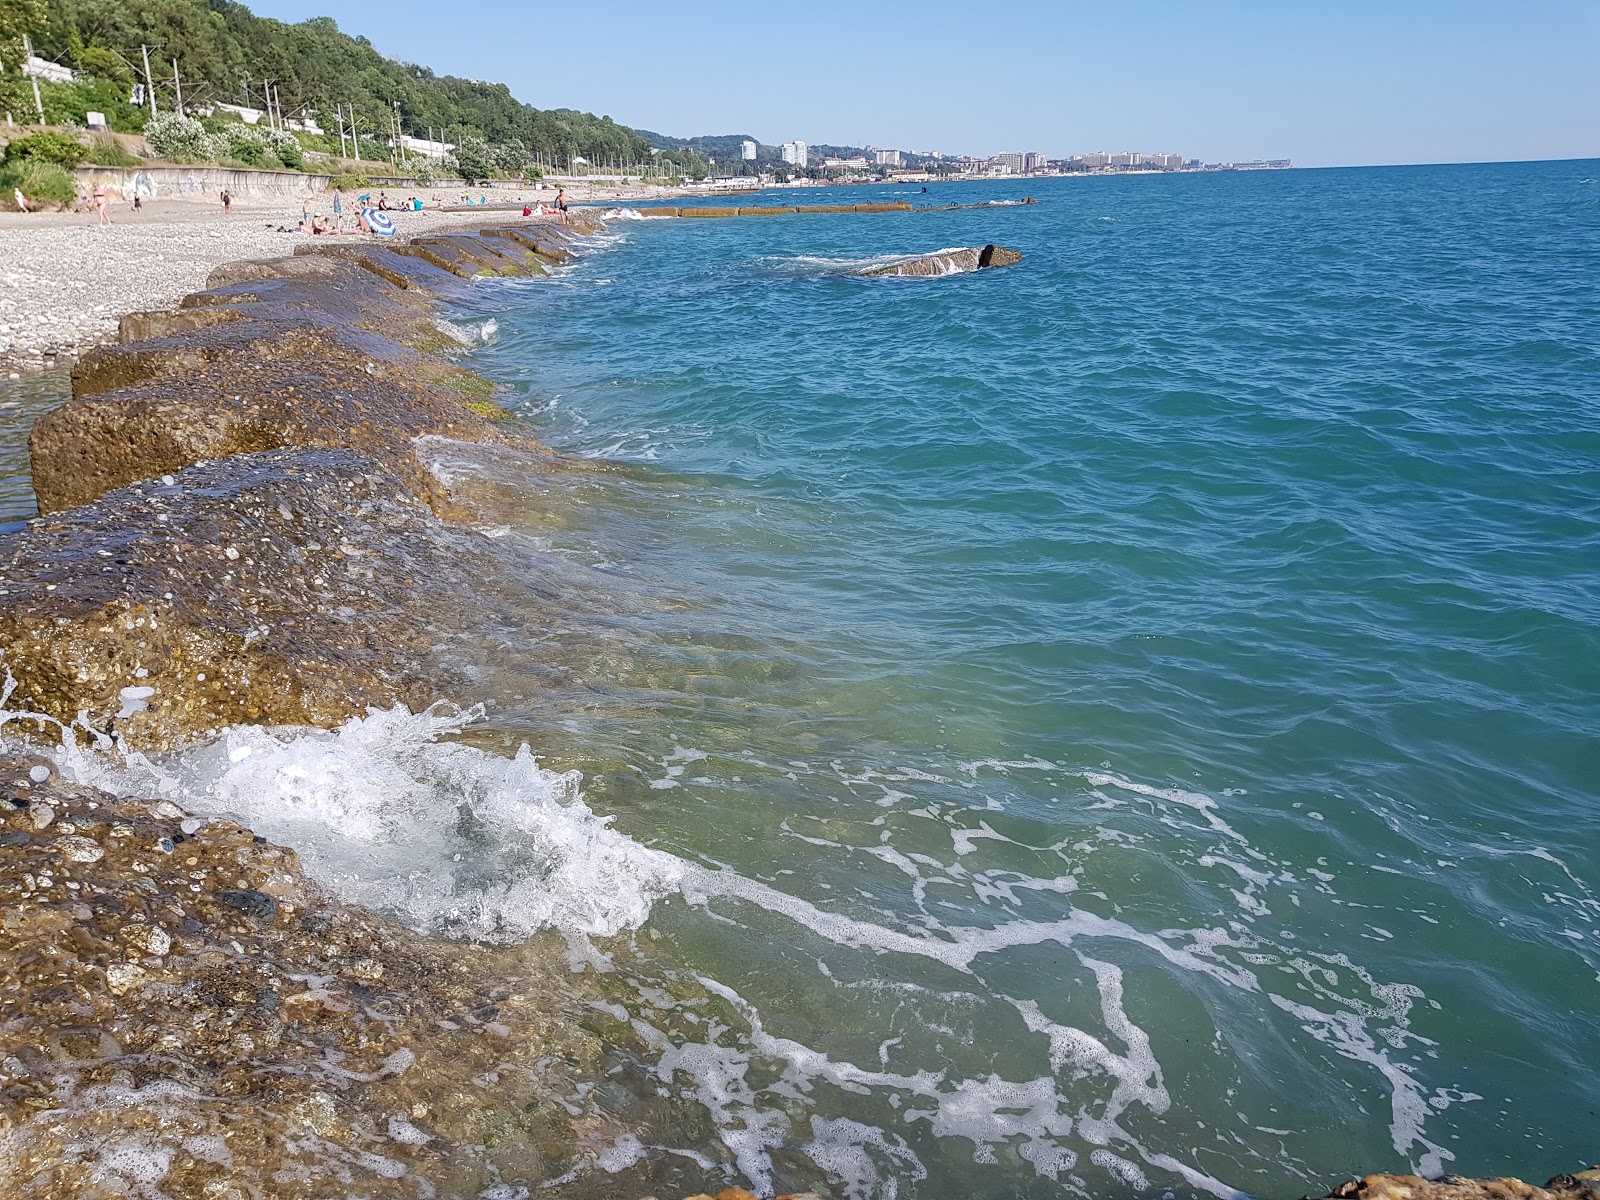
(0, 449), (495, 748)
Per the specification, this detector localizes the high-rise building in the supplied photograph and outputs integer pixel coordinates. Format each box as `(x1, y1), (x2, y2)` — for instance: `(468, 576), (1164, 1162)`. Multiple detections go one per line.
(1024, 152), (1047, 173)
(781, 140), (808, 166)
(874, 149), (901, 166)
(740, 139), (757, 161)
(994, 152), (1027, 174)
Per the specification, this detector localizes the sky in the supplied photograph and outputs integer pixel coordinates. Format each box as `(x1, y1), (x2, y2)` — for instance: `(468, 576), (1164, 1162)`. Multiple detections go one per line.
(247, 0), (1600, 168)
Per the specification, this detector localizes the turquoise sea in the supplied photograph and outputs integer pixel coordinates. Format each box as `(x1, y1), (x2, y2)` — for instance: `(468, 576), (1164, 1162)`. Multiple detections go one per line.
(7, 159), (1600, 1198)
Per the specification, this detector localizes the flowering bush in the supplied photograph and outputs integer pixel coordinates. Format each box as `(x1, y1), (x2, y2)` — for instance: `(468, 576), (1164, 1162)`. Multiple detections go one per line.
(144, 113), (304, 169)
(142, 113), (221, 163)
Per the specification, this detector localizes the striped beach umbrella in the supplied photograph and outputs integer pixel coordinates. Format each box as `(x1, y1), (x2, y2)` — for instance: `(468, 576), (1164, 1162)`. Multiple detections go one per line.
(363, 208), (396, 236)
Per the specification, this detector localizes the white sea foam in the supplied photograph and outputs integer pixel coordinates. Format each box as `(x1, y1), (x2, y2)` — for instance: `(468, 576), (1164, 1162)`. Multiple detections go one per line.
(435, 316), (500, 346)
(55, 703), (686, 943)
(0, 689), (1473, 1195)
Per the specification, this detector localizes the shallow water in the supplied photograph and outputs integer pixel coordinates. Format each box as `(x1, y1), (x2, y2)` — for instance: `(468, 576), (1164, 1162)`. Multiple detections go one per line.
(0, 369), (67, 528)
(9, 162), (1600, 1198)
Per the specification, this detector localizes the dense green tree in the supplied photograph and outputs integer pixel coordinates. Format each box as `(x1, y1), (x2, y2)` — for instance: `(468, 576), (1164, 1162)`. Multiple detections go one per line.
(26, 0), (655, 167)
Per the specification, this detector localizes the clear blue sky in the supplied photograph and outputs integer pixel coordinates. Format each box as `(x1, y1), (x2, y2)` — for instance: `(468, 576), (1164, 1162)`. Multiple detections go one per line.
(249, 0), (1599, 167)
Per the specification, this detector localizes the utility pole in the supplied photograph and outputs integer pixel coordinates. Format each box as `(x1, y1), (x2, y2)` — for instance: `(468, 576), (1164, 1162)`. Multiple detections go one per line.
(336, 104), (347, 159)
(141, 44), (157, 116)
(172, 59), (182, 116)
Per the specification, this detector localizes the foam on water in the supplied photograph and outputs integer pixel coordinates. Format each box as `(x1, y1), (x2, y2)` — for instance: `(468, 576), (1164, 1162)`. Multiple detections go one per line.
(35, 703), (685, 944)
(0, 687), (1492, 1196)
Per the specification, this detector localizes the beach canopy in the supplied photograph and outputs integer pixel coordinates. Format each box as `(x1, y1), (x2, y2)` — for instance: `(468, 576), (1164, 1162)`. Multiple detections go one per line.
(363, 208), (396, 236)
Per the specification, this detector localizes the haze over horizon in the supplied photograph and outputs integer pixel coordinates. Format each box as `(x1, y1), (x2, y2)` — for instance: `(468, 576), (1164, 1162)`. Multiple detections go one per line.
(241, 0), (1597, 168)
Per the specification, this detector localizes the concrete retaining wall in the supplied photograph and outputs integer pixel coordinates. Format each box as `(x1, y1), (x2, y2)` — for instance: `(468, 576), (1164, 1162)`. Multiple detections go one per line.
(74, 164), (331, 200)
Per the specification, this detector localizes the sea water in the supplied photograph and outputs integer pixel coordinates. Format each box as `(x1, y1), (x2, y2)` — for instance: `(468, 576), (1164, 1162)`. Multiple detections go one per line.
(7, 160), (1600, 1198)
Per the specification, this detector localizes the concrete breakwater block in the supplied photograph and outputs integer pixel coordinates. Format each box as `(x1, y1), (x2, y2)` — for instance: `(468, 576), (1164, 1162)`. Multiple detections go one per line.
(864, 244), (1025, 277)
(35, 260), (519, 516)
(0, 448), (495, 747)
(679, 206), (741, 218)
(0, 755), (607, 1197)
(637, 206), (678, 217)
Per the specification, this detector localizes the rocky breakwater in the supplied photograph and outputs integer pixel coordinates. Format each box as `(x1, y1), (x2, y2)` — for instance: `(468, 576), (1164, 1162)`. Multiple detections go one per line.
(3, 220), (588, 750)
(1311, 1168), (1600, 1200)
(0, 754), (627, 1199)
(864, 244), (1024, 277)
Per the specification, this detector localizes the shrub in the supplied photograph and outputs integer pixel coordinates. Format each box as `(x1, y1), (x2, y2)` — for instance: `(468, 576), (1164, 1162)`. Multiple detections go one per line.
(0, 161), (77, 210)
(267, 129), (303, 170)
(143, 112), (218, 163)
(40, 75), (147, 134)
(329, 172), (371, 190)
(3, 131), (87, 168)
(522, 165), (543, 181)
(452, 135), (494, 181)
(86, 133), (140, 167)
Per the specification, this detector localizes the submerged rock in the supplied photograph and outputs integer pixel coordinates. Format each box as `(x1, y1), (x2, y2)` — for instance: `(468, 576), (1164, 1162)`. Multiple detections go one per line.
(0, 448), (496, 748)
(864, 243), (1023, 277)
(0, 756), (617, 1199)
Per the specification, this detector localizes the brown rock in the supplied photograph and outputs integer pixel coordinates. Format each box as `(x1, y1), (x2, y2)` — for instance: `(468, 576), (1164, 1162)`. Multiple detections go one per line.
(1310, 1168), (1600, 1200)
(0, 757), (610, 1200)
(865, 244), (1023, 277)
(0, 447), (495, 749)
(32, 258), (523, 515)
(979, 242), (1024, 267)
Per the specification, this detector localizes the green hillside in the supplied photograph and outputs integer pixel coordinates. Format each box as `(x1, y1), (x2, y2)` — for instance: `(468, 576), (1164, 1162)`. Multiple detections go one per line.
(2, 0), (659, 170)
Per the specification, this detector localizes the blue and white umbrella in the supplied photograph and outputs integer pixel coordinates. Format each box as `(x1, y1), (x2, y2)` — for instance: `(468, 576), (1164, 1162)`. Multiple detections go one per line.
(363, 208), (396, 236)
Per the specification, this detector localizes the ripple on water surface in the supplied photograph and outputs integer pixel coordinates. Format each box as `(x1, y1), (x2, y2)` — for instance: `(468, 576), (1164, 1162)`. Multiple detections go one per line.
(5, 161), (1600, 1199)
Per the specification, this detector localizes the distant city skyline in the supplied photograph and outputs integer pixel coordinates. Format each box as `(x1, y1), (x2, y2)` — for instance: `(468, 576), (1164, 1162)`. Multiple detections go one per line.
(245, 0), (1599, 168)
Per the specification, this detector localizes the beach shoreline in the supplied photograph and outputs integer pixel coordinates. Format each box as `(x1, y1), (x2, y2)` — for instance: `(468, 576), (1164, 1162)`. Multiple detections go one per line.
(0, 180), (686, 377)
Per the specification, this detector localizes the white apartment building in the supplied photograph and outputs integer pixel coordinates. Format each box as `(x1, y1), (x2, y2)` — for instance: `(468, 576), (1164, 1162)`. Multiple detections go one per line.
(780, 140), (808, 166)
(874, 149), (902, 166)
(993, 152), (1027, 173)
(740, 139), (757, 160)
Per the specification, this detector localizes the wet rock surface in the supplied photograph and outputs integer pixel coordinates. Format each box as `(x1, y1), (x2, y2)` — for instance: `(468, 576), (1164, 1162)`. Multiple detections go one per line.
(864, 243), (1023, 277)
(0, 755), (624, 1200)
(0, 448), (497, 748)
(1312, 1169), (1600, 1200)
(31, 253), (531, 516)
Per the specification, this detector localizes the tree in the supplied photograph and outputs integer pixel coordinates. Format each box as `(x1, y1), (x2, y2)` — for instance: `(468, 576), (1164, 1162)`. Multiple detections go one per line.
(452, 133), (492, 180)
(0, 0), (48, 120)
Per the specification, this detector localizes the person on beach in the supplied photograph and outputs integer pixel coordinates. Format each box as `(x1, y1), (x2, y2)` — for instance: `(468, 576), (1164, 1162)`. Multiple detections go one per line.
(13, 187), (29, 213)
(131, 193), (142, 213)
(555, 187), (568, 223)
(92, 183), (110, 225)
(220, 189), (232, 214)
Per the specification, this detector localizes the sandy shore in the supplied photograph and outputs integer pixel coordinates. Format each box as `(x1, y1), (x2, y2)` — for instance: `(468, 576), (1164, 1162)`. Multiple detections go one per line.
(0, 182), (684, 375)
